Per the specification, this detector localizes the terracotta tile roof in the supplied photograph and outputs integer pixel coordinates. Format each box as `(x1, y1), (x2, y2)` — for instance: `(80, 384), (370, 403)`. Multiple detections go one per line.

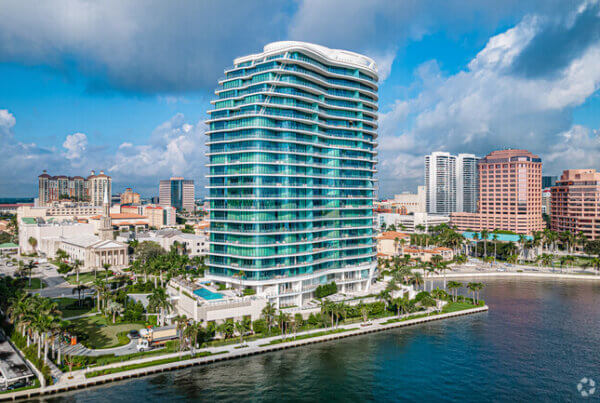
(377, 231), (410, 240)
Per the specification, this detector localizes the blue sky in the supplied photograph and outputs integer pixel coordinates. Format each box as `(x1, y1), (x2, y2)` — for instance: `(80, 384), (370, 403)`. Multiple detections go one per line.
(1, 0), (599, 198)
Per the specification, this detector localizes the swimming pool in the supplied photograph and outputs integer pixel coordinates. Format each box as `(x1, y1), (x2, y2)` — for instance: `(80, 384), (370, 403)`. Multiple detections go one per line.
(193, 287), (224, 300)
(462, 231), (532, 242)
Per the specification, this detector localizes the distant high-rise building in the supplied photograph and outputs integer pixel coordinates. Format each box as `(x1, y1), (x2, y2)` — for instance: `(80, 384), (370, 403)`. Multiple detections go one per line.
(542, 175), (558, 189)
(456, 153), (479, 213)
(425, 152), (479, 215)
(87, 170), (112, 207)
(38, 170), (109, 206)
(120, 188), (141, 205)
(159, 177), (195, 212)
(451, 149), (543, 234)
(551, 169), (600, 239)
(425, 152), (456, 214)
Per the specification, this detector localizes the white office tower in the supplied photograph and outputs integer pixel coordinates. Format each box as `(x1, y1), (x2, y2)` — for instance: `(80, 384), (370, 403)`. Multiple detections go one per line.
(456, 153), (479, 213)
(425, 152), (456, 215)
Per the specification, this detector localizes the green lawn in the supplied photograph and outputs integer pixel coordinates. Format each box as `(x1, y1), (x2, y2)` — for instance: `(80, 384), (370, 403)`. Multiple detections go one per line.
(260, 328), (355, 346)
(69, 315), (141, 349)
(84, 351), (226, 378)
(442, 301), (478, 313)
(52, 297), (95, 318)
(65, 271), (110, 285)
(24, 278), (46, 289)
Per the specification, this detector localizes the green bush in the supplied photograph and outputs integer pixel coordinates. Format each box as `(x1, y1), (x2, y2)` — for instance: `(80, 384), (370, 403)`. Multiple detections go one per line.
(243, 288), (256, 296)
(307, 313), (320, 326)
(315, 282), (337, 298)
(414, 291), (431, 302)
(252, 319), (268, 335)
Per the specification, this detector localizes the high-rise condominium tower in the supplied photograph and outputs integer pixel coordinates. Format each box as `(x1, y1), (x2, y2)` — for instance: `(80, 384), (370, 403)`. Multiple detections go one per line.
(456, 153), (479, 213)
(206, 41), (378, 307)
(425, 152), (479, 215)
(425, 152), (456, 214)
(159, 177), (195, 212)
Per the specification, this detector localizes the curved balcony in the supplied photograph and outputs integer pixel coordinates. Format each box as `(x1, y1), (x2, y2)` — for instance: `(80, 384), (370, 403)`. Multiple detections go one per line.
(207, 251), (377, 272)
(215, 79), (377, 110)
(209, 243), (374, 260)
(217, 64), (378, 100)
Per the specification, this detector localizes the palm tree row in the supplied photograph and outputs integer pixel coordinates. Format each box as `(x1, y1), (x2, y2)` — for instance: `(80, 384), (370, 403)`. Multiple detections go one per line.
(7, 292), (63, 364)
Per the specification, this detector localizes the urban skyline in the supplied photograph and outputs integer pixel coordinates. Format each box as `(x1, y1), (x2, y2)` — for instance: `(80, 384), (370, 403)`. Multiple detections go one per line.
(1, 1), (599, 198)
(2, 2), (600, 399)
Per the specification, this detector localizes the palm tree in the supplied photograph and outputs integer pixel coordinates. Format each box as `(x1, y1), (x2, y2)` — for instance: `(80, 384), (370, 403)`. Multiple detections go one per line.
(277, 311), (291, 336)
(184, 322), (201, 354)
(409, 271), (423, 290)
(480, 229), (489, 258)
(72, 283), (89, 307)
(492, 233), (499, 261)
(261, 302), (276, 333)
(447, 281), (463, 302)
(72, 259), (83, 284)
(106, 300), (124, 324)
(467, 282), (484, 304)
(234, 318), (250, 344)
(148, 288), (173, 326)
(334, 302), (347, 327)
(320, 299), (334, 327)
(92, 278), (108, 311)
(102, 263), (111, 282)
(217, 320), (234, 339)
(173, 314), (188, 352)
(24, 260), (37, 288)
(377, 290), (391, 311)
(538, 253), (554, 270)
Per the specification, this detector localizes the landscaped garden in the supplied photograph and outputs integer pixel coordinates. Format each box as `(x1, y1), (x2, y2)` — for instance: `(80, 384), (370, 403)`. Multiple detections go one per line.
(67, 315), (141, 349)
(52, 297), (95, 318)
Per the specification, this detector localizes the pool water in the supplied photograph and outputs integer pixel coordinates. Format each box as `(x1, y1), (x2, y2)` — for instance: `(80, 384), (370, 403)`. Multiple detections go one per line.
(462, 231), (532, 242)
(193, 287), (224, 300)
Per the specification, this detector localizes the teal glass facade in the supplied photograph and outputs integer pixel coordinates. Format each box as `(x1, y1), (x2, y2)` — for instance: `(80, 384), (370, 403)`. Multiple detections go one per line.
(206, 43), (378, 285)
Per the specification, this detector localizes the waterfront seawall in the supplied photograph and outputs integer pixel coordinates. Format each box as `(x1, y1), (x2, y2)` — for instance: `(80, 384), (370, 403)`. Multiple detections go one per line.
(0, 306), (488, 401)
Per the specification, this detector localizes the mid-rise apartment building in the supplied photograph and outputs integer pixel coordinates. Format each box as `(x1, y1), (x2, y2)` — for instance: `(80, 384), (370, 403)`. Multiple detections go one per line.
(120, 188), (141, 205)
(551, 169), (600, 239)
(205, 41), (378, 307)
(451, 149), (543, 234)
(38, 170), (111, 206)
(159, 177), (195, 212)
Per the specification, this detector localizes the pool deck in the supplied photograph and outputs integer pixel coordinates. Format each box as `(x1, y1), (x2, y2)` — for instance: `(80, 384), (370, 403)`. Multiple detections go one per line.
(0, 306), (488, 401)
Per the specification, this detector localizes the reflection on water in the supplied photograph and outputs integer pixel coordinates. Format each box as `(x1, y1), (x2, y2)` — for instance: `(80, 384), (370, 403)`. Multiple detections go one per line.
(39, 278), (600, 402)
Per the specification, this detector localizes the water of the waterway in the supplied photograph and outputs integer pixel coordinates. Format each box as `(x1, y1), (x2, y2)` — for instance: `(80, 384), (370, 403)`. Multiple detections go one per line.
(38, 278), (600, 402)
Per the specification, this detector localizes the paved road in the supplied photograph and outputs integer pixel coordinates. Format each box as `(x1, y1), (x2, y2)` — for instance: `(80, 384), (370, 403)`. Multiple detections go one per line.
(61, 337), (140, 357)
